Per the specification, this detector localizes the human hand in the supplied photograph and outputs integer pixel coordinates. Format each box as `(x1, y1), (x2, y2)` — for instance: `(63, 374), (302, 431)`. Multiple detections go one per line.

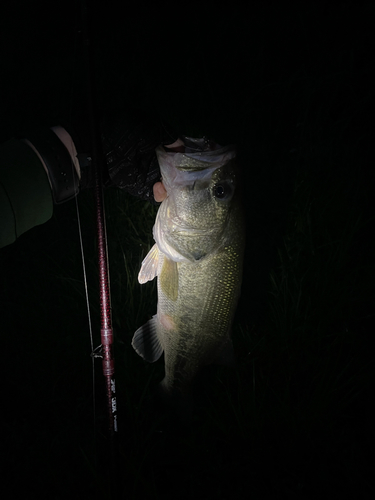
(153, 181), (167, 202)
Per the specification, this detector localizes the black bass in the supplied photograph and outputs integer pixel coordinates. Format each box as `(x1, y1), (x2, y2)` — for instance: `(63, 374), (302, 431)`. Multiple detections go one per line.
(132, 137), (245, 398)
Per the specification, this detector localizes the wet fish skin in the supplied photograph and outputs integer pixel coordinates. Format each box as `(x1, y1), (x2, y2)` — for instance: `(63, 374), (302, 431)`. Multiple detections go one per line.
(132, 140), (245, 398)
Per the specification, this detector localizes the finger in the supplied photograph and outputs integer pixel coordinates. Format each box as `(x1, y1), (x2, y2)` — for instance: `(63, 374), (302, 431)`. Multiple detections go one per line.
(164, 138), (184, 149)
(153, 181), (167, 202)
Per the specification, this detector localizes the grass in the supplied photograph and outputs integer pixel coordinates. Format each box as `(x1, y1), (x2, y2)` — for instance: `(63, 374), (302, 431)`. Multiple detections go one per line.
(4, 122), (372, 498)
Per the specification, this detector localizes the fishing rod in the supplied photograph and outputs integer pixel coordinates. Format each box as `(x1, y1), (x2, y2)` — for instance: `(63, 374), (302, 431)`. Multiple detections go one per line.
(79, 0), (118, 485)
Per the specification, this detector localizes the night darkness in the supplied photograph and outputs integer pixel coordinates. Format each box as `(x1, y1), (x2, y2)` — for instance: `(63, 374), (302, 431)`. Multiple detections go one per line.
(1, 2), (375, 498)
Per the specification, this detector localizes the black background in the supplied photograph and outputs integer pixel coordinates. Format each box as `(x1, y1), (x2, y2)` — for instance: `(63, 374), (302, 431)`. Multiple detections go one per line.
(1, 2), (374, 498)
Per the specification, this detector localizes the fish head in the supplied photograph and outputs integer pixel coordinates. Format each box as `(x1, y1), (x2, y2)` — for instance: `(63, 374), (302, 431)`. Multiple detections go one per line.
(154, 140), (241, 262)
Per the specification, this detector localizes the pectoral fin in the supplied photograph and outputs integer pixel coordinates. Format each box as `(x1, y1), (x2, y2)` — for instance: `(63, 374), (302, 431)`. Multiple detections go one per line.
(160, 257), (179, 301)
(138, 243), (159, 284)
(131, 315), (163, 362)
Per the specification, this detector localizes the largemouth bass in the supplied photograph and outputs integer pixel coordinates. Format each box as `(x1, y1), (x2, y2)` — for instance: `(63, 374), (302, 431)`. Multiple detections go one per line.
(132, 137), (245, 398)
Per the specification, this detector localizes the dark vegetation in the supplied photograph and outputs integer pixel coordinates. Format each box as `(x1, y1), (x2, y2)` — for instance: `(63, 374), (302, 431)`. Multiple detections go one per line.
(1, 2), (374, 498)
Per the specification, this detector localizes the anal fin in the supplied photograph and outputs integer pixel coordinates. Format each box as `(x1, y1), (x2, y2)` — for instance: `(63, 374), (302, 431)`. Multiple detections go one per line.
(132, 315), (163, 362)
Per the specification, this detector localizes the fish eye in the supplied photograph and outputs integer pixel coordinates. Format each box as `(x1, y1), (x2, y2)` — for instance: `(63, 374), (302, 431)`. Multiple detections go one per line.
(213, 181), (233, 200)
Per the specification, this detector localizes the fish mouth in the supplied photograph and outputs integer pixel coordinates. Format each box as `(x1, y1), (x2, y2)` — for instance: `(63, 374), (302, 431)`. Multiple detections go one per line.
(191, 250), (205, 260)
(170, 226), (220, 261)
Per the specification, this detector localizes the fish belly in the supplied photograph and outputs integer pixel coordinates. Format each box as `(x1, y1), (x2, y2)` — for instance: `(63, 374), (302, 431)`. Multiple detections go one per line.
(157, 244), (242, 395)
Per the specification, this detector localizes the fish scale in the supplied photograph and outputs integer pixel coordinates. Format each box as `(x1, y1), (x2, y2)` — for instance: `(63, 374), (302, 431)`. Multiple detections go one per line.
(158, 241), (244, 394)
(132, 138), (245, 400)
